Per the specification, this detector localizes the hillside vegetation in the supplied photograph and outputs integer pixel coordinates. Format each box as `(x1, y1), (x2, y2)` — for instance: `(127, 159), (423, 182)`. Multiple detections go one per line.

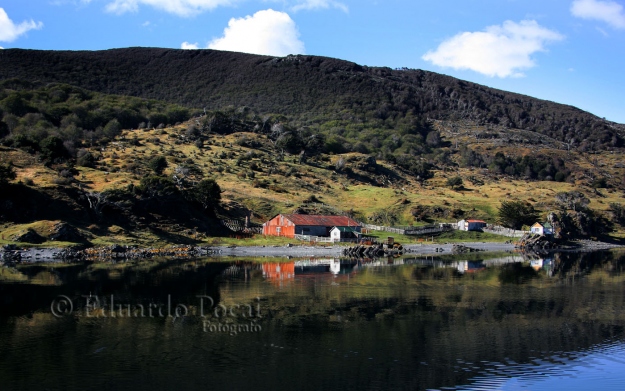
(0, 48), (624, 246)
(1, 117), (624, 246)
(1, 48), (623, 155)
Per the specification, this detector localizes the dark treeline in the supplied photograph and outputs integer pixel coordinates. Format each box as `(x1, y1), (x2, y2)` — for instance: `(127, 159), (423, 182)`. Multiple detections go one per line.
(0, 80), (191, 161)
(0, 81), (577, 184)
(0, 48), (622, 155)
(459, 147), (572, 181)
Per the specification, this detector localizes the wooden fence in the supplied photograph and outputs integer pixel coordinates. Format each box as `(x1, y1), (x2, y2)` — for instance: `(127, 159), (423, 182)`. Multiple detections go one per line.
(293, 234), (359, 243)
(483, 225), (528, 238)
(220, 219), (262, 234)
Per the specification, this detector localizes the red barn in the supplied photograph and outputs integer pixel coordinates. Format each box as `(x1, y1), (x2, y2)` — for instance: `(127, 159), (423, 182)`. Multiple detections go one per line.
(262, 214), (361, 238)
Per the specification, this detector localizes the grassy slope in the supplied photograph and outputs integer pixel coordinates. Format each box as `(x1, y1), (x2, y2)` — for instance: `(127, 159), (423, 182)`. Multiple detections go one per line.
(1, 120), (624, 247)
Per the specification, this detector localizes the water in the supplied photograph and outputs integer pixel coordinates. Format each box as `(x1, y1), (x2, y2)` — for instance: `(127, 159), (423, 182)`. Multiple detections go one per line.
(1, 251), (625, 390)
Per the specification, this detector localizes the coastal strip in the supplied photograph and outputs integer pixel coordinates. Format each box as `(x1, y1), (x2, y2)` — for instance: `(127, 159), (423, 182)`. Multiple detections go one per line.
(2, 241), (623, 264)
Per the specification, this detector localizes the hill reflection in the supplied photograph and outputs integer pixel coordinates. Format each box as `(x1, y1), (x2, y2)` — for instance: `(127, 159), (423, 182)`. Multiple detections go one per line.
(1, 250), (624, 390)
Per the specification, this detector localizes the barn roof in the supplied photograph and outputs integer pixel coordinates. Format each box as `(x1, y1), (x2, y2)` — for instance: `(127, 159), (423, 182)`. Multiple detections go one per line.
(466, 219), (486, 223)
(283, 214), (360, 227)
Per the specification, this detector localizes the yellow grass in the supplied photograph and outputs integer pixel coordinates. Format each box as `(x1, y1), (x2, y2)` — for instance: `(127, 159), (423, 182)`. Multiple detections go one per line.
(2, 120), (625, 246)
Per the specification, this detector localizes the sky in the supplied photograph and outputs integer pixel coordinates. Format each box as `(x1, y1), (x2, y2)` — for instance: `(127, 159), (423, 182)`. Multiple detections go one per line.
(1, 0), (624, 123)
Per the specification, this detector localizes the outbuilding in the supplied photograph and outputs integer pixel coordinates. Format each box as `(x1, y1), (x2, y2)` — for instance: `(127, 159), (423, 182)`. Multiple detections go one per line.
(458, 219), (487, 231)
(530, 222), (554, 236)
(330, 226), (361, 242)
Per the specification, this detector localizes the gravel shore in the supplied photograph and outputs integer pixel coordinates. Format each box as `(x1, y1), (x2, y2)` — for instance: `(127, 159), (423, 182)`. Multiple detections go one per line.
(2, 240), (622, 264)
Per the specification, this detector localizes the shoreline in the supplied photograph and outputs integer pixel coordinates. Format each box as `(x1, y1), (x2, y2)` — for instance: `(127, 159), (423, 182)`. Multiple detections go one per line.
(1, 240), (623, 263)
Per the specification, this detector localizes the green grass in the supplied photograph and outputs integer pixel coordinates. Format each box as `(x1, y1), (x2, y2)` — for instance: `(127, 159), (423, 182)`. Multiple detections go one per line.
(433, 230), (512, 243)
(0, 241), (83, 248)
(202, 234), (304, 246)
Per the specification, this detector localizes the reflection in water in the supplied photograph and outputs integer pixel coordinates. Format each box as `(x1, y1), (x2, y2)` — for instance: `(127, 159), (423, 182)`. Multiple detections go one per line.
(0, 251), (625, 390)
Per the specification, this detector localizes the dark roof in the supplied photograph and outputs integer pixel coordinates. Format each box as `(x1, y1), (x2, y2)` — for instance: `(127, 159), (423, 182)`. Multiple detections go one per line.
(283, 214), (360, 227)
(332, 226), (360, 233)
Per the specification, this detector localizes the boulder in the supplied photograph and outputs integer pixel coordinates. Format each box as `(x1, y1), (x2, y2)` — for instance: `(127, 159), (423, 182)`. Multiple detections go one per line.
(12, 228), (46, 244)
(516, 233), (555, 250)
(49, 222), (85, 242)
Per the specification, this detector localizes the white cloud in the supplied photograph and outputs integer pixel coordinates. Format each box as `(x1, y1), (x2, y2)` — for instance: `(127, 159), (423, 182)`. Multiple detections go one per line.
(99, 0), (347, 16)
(105, 0), (138, 14)
(422, 20), (563, 78)
(571, 0), (625, 29)
(205, 9), (305, 56)
(291, 0), (348, 13)
(0, 8), (43, 42)
(181, 41), (199, 49)
(105, 0), (236, 17)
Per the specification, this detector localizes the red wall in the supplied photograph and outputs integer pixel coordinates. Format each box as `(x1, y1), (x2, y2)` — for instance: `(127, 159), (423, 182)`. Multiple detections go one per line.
(262, 262), (295, 281)
(262, 215), (296, 238)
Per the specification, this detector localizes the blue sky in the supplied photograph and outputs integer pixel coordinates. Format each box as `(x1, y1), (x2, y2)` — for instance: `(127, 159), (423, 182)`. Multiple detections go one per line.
(1, 0), (624, 123)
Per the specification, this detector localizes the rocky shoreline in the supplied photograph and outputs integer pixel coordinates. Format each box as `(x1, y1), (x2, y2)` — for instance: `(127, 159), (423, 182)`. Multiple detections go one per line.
(1, 240), (623, 265)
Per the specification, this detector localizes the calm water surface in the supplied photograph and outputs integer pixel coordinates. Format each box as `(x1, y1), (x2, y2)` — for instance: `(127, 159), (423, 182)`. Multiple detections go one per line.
(1, 251), (625, 390)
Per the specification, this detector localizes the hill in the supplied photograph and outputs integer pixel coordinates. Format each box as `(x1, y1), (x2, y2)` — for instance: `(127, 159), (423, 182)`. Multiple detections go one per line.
(1, 118), (624, 247)
(0, 48), (624, 246)
(1, 47), (623, 154)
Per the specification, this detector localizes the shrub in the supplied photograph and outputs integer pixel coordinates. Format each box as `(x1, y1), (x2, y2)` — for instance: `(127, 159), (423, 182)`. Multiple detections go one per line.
(76, 150), (96, 168)
(147, 155), (168, 175)
(139, 175), (177, 198)
(0, 163), (16, 186)
(446, 176), (463, 189)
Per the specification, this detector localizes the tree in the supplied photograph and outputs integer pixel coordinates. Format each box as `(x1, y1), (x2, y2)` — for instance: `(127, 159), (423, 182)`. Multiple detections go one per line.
(275, 131), (303, 154)
(446, 176), (463, 190)
(0, 120), (8, 138)
(139, 176), (177, 199)
(0, 93), (31, 117)
(2, 113), (19, 134)
(609, 203), (625, 227)
(171, 164), (202, 190)
(103, 119), (122, 139)
(335, 157), (346, 172)
(191, 179), (221, 210)
(76, 150), (97, 168)
(39, 136), (67, 161)
(425, 130), (441, 147)
(0, 163), (16, 186)
(186, 123), (201, 140)
(498, 200), (539, 230)
(325, 135), (346, 154)
(83, 190), (107, 217)
(147, 156), (168, 175)
(561, 208), (614, 238)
